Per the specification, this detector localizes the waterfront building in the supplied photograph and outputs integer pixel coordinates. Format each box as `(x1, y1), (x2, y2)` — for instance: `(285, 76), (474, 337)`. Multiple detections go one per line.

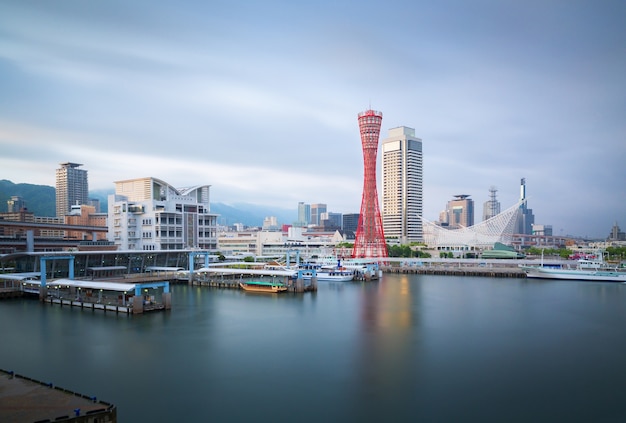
(217, 226), (345, 258)
(108, 177), (218, 251)
(381, 126), (423, 244)
(311, 203), (327, 226)
(421, 200), (521, 251)
(217, 229), (260, 256)
(482, 186), (501, 221)
(55, 162), (89, 217)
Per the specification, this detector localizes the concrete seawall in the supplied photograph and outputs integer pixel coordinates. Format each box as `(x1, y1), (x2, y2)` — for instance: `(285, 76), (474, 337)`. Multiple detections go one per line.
(381, 265), (526, 278)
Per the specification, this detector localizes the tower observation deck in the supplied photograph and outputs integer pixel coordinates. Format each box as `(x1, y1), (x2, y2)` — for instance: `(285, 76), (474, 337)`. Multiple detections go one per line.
(352, 110), (388, 258)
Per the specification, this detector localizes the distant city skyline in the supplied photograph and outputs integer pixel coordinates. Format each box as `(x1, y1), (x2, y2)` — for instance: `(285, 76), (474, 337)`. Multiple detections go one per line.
(1, 174), (622, 240)
(1, 1), (624, 238)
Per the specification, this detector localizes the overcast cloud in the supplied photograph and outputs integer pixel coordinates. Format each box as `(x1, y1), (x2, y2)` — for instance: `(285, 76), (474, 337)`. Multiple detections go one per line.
(1, 0), (624, 238)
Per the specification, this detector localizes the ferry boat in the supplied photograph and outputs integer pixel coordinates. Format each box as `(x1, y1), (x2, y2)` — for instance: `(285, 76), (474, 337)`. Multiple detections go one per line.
(239, 280), (288, 293)
(297, 261), (355, 282)
(520, 252), (626, 283)
(302, 268), (355, 282)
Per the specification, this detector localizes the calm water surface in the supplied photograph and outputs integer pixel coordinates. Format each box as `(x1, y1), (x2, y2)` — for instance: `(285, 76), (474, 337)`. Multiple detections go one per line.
(1, 274), (626, 422)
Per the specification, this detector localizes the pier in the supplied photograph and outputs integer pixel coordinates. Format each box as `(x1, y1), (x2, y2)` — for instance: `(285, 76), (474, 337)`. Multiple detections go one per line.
(186, 265), (317, 292)
(0, 369), (116, 423)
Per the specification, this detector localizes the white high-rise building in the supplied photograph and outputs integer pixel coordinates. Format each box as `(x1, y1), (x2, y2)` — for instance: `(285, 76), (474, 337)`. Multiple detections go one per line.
(56, 162), (88, 217)
(108, 177), (218, 251)
(381, 126), (423, 243)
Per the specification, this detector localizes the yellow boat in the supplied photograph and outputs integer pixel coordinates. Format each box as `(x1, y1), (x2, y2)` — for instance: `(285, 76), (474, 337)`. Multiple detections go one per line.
(239, 280), (288, 293)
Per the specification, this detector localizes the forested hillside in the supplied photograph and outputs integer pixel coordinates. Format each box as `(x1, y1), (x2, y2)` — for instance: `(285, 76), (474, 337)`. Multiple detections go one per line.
(0, 179), (56, 216)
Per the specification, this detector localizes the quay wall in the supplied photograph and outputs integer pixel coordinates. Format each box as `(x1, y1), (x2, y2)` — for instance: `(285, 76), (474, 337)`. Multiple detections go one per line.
(0, 368), (117, 423)
(381, 265), (526, 278)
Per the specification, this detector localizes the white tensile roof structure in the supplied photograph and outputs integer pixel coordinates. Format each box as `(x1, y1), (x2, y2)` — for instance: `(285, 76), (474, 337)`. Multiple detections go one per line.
(421, 201), (522, 249)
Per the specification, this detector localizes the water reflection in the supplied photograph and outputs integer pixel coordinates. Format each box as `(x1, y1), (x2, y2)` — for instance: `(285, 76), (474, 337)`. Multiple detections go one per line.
(351, 275), (420, 420)
(2, 275), (626, 422)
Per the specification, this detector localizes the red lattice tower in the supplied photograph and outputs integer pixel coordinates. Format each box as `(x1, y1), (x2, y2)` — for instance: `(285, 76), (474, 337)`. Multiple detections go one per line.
(352, 109), (388, 258)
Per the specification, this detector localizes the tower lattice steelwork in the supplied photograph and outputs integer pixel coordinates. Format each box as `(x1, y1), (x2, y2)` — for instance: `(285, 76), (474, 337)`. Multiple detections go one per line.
(352, 109), (388, 258)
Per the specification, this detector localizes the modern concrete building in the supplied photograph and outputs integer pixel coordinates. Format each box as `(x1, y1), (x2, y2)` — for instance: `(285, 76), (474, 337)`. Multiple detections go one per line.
(531, 224), (553, 236)
(422, 200), (521, 251)
(445, 195), (474, 229)
(607, 222), (625, 241)
(7, 196), (26, 212)
(321, 212), (342, 231)
(262, 216), (279, 230)
(66, 204), (108, 241)
(108, 177), (218, 251)
(55, 162), (88, 217)
(310, 203), (327, 226)
(217, 226), (345, 258)
(342, 213), (359, 240)
(381, 126), (423, 243)
(296, 202), (311, 227)
(517, 178), (535, 235)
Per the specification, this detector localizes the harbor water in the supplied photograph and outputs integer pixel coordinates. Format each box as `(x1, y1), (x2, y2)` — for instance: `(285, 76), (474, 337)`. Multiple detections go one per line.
(1, 273), (626, 422)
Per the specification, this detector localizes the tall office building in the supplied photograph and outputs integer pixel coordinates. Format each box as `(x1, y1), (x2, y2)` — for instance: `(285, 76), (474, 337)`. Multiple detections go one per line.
(56, 162), (89, 217)
(445, 195), (474, 228)
(381, 126), (423, 243)
(517, 178), (535, 235)
(482, 186), (501, 221)
(310, 203), (327, 226)
(342, 213), (359, 240)
(321, 212), (342, 231)
(296, 202), (311, 227)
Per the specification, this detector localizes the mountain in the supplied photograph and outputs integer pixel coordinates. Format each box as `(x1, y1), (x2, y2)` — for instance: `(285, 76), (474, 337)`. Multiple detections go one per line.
(0, 179), (56, 216)
(0, 180), (295, 226)
(211, 202), (296, 227)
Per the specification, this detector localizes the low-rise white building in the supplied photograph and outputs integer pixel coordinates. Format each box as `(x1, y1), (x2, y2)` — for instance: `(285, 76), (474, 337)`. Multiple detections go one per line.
(217, 226), (346, 259)
(108, 177), (218, 251)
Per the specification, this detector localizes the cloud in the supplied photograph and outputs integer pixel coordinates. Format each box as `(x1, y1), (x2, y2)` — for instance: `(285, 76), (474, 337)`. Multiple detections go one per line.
(1, 0), (625, 238)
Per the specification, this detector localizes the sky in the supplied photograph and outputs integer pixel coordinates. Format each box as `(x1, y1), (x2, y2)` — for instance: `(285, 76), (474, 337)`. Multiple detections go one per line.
(1, 0), (625, 238)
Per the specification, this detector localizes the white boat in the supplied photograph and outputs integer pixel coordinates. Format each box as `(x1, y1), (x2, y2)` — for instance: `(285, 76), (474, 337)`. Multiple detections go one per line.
(520, 251), (626, 282)
(298, 266), (355, 282)
(316, 269), (355, 282)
